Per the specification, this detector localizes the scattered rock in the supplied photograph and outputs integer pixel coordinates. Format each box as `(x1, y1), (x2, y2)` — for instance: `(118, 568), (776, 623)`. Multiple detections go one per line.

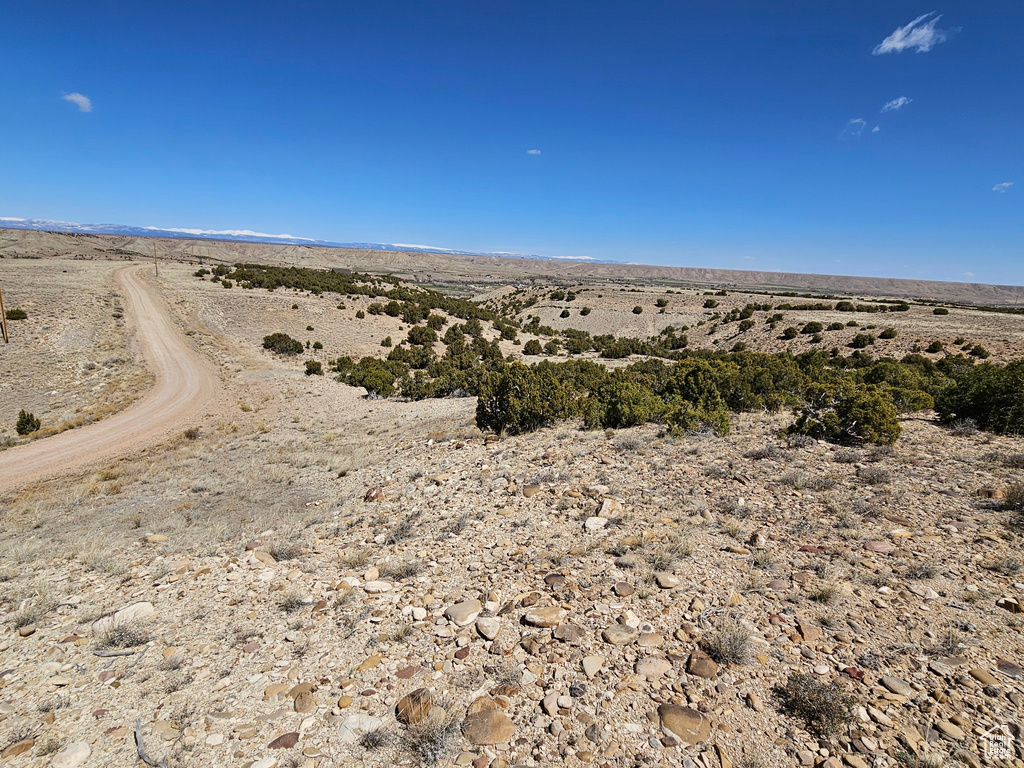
(51, 741), (91, 768)
(657, 704), (712, 744)
(396, 688), (432, 725)
(462, 708), (515, 745)
(446, 599), (483, 626)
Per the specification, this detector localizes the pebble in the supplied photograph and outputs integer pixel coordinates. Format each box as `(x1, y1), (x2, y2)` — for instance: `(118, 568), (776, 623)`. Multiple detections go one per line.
(51, 741), (91, 768)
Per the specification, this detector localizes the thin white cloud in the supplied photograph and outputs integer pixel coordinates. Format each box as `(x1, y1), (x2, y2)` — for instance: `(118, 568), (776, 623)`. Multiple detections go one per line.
(872, 125), (881, 133)
(526, 149), (541, 155)
(63, 92), (93, 112)
(992, 181), (1014, 193)
(881, 96), (913, 113)
(840, 117), (867, 139)
(873, 13), (953, 54)
(962, 272), (975, 278)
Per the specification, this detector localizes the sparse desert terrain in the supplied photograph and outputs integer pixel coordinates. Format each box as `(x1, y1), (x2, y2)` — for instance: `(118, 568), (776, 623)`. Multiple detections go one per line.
(0, 246), (1022, 768)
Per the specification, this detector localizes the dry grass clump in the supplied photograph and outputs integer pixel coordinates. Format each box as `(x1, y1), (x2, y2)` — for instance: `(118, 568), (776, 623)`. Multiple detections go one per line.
(268, 541), (303, 561)
(359, 726), (393, 752)
(775, 673), (857, 737)
(984, 555), (1021, 576)
(701, 619), (752, 665)
(10, 598), (55, 630)
(857, 466), (891, 486)
(928, 626), (966, 656)
(403, 710), (462, 765)
(97, 622), (152, 649)
(339, 547), (373, 569)
(809, 582), (841, 604)
(744, 445), (781, 461)
(647, 534), (693, 571)
(780, 470), (835, 492)
(380, 559), (425, 581)
(278, 590), (307, 614)
(903, 560), (939, 580)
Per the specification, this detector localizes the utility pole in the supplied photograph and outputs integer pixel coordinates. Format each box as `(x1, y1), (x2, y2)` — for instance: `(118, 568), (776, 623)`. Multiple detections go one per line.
(0, 283), (8, 343)
(153, 239), (159, 277)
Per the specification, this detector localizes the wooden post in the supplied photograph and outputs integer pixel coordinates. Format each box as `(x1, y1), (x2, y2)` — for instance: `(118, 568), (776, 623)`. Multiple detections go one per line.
(153, 240), (159, 276)
(0, 283), (8, 344)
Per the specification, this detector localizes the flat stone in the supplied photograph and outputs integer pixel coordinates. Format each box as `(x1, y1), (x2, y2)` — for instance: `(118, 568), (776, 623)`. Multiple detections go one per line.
(636, 657), (672, 680)
(268, 732), (299, 749)
(996, 658), (1023, 679)
(657, 704), (712, 744)
(613, 581), (634, 597)
(655, 572), (680, 589)
(553, 623), (585, 644)
(522, 483), (541, 497)
(362, 581), (392, 594)
(582, 655), (604, 678)
(796, 615), (821, 642)
(687, 649), (719, 679)
(476, 617), (500, 641)
(968, 668), (998, 686)
(51, 741), (91, 768)
(602, 624), (639, 645)
(1, 739), (33, 759)
(293, 690), (316, 713)
(446, 599), (483, 626)
(91, 601), (155, 635)
(524, 606), (567, 628)
(584, 516), (607, 532)
(935, 721), (965, 741)
(396, 688), (432, 725)
(462, 708), (515, 745)
(251, 759), (278, 768)
(338, 714), (385, 744)
(880, 675), (913, 697)
(864, 540), (895, 555)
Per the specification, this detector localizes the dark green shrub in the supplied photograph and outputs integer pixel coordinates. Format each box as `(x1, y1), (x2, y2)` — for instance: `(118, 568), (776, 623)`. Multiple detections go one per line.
(305, 360), (323, 376)
(879, 328), (897, 339)
(543, 340), (560, 355)
(476, 363), (573, 435)
(703, 299), (719, 309)
(15, 409), (40, 435)
(426, 314), (446, 330)
(970, 344), (990, 359)
(632, 306), (643, 314)
(849, 333), (875, 349)
(381, 336), (392, 347)
(407, 326), (437, 346)
(935, 360), (1024, 434)
(559, 309), (570, 318)
(787, 381), (901, 445)
(549, 290), (566, 301)
(579, 307), (591, 316)
(738, 319), (755, 332)
(656, 298), (669, 308)
(312, 341), (323, 350)
(262, 332), (303, 355)
(781, 327), (798, 340)
(291, 303), (299, 310)
(5, 308), (27, 320)
(355, 310), (365, 319)
(933, 307), (949, 315)
(826, 322), (844, 331)
(306, 325), (314, 331)
(802, 322), (824, 334)
(523, 339), (543, 355)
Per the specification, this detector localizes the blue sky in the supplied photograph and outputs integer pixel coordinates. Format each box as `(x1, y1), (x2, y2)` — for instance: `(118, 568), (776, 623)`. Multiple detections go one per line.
(2, 2), (1021, 284)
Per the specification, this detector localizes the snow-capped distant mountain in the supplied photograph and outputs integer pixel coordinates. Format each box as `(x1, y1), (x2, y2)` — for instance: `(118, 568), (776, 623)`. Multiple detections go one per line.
(0, 217), (605, 263)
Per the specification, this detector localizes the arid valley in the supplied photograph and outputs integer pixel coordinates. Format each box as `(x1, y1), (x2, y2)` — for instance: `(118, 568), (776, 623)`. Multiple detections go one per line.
(0, 230), (1022, 768)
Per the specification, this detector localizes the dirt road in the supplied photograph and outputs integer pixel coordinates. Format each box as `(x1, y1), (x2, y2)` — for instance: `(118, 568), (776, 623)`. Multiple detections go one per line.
(0, 265), (218, 493)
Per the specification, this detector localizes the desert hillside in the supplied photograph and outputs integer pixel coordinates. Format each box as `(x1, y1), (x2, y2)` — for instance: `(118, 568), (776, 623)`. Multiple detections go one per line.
(0, 256), (1022, 768)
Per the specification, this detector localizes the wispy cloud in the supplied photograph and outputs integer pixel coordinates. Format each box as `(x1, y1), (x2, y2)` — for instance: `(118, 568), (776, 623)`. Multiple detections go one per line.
(881, 96), (913, 113)
(873, 12), (953, 54)
(992, 181), (1014, 193)
(962, 272), (975, 278)
(840, 118), (867, 139)
(872, 125), (881, 133)
(526, 149), (541, 155)
(62, 92), (93, 112)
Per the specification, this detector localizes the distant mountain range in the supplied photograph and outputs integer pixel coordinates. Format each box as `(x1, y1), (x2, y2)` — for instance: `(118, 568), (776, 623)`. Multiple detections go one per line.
(0, 217), (606, 263)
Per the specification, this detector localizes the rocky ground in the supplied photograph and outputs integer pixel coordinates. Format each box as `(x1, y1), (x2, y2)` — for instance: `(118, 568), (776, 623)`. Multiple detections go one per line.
(2, 410), (1023, 768)
(0, 258), (1022, 768)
